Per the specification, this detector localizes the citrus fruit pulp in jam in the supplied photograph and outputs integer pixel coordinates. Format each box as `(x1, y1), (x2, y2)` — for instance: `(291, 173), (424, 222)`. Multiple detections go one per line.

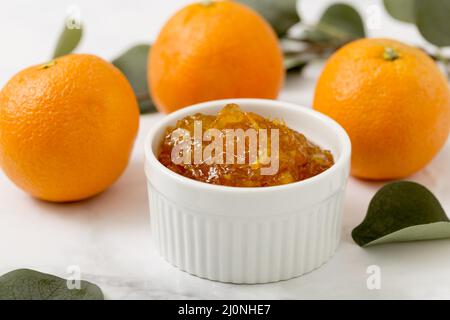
(158, 104), (334, 187)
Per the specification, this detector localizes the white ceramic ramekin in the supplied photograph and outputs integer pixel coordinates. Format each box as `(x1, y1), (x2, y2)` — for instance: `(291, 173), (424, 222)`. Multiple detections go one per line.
(144, 99), (351, 284)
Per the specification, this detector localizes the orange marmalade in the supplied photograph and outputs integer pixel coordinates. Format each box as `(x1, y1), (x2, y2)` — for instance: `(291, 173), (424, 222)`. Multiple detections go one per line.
(158, 104), (334, 187)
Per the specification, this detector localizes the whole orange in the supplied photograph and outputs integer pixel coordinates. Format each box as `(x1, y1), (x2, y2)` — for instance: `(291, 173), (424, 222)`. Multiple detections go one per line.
(314, 38), (450, 180)
(149, 0), (284, 114)
(0, 54), (140, 202)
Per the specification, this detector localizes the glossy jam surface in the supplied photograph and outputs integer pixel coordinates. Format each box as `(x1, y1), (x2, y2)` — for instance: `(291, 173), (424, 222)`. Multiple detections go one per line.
(158, 104), (334, 187)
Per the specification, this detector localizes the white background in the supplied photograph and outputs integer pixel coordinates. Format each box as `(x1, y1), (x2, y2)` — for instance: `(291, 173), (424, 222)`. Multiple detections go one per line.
(0, 0), (449, 299)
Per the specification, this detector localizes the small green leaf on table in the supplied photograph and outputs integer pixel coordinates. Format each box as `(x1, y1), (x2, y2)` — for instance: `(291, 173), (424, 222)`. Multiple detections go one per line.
(352, 181), (450, 247)
(415, 0), (450, 47)
(238, 0), (300, 37)
(0, 269), (104, 300)
(112, 44), (156, 114)
(383, 0), (416, 23)
(53, 23), (83, 58)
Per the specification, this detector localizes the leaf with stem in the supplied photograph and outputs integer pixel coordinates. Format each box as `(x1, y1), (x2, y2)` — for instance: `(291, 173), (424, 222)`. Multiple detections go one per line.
(282, 3), (365, 73)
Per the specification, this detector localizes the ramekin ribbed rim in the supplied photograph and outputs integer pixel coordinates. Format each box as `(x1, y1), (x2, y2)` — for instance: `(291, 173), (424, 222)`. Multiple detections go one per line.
(144, 98), (351, 194)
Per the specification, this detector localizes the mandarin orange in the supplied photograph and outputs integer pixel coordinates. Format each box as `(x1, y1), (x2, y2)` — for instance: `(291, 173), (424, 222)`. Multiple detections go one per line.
(149, 0), (284, 114)
(0, 54), (140, 202)
(314, 38), (450, 180)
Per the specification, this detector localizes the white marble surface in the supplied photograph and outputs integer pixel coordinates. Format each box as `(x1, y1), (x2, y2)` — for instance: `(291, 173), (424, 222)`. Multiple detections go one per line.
(1, 0), (450, 300)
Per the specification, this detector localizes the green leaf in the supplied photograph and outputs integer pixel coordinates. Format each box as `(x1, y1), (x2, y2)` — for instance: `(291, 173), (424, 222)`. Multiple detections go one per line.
(53, 23), (83, 58)
(238, 0), (300, 37)
(352, 181), (450, 247)
(112, 44), (156, 114)
(315, 3), (365, 42)
(0, 269), (104, 300)
(383, 0), (416, 23)
(415, 0), (450, 47)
